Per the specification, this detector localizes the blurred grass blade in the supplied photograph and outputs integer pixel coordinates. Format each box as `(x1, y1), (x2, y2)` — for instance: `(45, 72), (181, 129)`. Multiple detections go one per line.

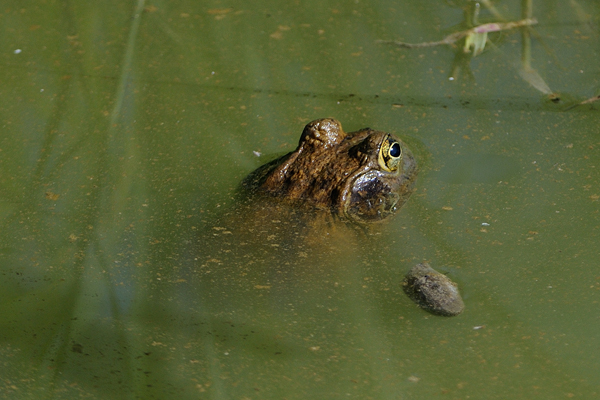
(518, 67), (552, 94)
(110, 0), (146, 125)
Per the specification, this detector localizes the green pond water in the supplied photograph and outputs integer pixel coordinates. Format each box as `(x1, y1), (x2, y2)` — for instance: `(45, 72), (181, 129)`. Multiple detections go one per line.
(1, 0), (599, 399)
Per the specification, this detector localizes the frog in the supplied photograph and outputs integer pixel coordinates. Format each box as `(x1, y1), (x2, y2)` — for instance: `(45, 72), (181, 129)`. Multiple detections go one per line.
(194, 118), (423, 317)
(242, 118), (418, 223)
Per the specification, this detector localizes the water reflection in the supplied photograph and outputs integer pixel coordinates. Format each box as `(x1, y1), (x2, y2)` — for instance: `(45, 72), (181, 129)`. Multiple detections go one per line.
(193, 194), (391, 311)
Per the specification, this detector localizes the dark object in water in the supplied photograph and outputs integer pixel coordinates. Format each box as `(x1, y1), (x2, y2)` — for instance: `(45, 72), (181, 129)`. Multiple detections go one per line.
(403, 263), (464, 316)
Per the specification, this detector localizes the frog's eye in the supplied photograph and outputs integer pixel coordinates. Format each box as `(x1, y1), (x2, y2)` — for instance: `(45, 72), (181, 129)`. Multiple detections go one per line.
(378, 138), (402, 172)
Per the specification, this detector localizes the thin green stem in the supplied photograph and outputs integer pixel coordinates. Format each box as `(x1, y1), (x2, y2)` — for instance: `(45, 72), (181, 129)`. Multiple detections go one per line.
(521, 0), (533, 70)
(110, 0), (146, 126)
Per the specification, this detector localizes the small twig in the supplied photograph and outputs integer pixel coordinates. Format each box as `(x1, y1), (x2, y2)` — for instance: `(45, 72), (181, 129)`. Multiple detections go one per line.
(377, 18), (537, 49)
(580, 95), (600, 105)
(564, 95), (600, 111)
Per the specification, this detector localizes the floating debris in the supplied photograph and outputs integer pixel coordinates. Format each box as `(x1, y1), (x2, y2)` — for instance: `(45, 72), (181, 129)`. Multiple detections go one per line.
(565, 94), (600, 111)
(403, 263), (464, 316)
(377, 18), (537, 56)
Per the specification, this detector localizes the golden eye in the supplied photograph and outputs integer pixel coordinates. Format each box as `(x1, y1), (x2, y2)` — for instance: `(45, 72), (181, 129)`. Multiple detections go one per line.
(378, 138), (402, 172)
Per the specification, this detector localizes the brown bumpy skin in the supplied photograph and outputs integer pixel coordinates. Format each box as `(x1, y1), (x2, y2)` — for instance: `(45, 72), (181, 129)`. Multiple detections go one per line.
(243, 118), (418, 223)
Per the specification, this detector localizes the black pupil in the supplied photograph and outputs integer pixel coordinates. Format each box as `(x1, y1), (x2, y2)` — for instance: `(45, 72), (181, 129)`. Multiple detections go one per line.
(389, 142), (400, 158)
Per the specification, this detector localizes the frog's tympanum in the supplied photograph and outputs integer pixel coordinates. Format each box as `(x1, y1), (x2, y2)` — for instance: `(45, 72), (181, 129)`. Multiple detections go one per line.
(243, 118), (418, 223)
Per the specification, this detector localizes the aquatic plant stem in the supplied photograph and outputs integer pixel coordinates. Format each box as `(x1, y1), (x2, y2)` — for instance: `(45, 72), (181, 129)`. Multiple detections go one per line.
(521, 0), (533, 70)
(110, 0), (146, 126)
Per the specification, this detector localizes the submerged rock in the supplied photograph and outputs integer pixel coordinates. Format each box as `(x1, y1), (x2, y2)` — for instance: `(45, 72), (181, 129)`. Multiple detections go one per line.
(403, 263), (464, 316)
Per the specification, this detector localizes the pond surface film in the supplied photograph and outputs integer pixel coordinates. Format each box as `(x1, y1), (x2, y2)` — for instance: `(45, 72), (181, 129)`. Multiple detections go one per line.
(0, 0), (599, 398)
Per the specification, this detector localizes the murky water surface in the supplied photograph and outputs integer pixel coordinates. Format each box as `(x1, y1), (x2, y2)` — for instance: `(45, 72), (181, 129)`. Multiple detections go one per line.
(1, 1), (599, 398)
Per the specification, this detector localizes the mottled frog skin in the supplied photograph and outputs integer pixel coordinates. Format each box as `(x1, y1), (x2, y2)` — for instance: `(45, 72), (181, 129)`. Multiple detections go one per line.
(243, 118), (418, 222)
